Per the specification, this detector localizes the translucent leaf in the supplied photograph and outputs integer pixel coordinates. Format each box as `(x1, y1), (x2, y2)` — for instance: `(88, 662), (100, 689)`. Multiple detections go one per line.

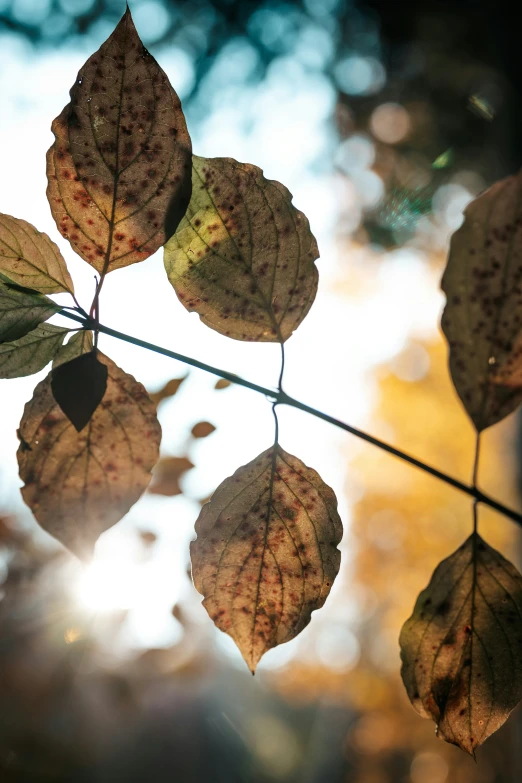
(0, 213), (74, 294)
(53, 330), (93, 368)
(0, 282), (60, 342)
(46, 8), (191, 275)
(148, 456), (193, 496)
(441, 172), (522, 430)
(17, 352), (161, 559)
(400, 533), (522, 756)
(191, 421), (215, 438)
(191, 445), (342, 672)
(0, 323), (68, 379)
(164, 156), (319, 342)
(51, 350), (108, 431)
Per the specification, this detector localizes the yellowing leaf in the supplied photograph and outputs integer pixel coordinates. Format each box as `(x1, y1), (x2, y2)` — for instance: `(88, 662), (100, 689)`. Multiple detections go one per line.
(0, 282), (60, 343)
(191, 446), (342, 672)
(0, 214), (74, 294)
(46, 8), (191, 275)
(164, 156), (319, 342)
(53, 330), (93, 368)
(399, 534), (522, 756)
(0, 323), (68, 379)
(17, 352), (161, 559)
(441, 172), (522, 430)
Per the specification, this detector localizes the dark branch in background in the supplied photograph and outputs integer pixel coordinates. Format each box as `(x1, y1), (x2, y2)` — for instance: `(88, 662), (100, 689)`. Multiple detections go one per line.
(61, 308), (522, 529)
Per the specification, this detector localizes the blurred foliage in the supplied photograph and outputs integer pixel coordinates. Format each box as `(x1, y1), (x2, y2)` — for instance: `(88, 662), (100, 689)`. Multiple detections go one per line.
(274, 326), (522, 781)
(2, 0), (522, 780)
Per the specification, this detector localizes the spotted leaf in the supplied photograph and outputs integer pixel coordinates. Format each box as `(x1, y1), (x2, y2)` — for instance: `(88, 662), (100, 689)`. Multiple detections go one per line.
(400, 533), (522, 756)
(164, 156), (319, 342)
(441, 172), (522, 430)
(17, 352), (161, 559)
(191, 445), (342, 672)
(46, 7), (191, 275)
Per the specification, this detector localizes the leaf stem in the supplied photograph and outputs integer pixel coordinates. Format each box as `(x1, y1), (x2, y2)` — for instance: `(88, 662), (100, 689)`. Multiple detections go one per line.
(472, 433), (481, 535)
(277, 341), (285, 394)
(59, 308), (522, 529)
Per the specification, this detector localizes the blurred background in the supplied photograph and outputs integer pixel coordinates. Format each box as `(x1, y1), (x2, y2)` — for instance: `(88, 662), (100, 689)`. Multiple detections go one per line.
(1, 0), (522, 780)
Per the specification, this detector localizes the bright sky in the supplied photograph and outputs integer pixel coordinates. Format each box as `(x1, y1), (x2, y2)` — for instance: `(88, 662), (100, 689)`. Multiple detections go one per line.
(0, 22), (450, 668)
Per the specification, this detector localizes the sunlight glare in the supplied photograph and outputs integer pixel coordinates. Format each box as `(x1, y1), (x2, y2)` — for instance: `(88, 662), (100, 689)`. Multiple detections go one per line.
(75, 558), (142, 613)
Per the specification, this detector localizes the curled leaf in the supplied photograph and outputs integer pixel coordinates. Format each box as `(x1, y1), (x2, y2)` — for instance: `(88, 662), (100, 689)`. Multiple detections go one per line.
(51, 350), (108, 432)
(0, 323), (68, 379)
(53, 330), (93, 368)
(46, 8), (191, 275)
(441, 172), (522, 430)
(0, 213), (74, 294)
(0, 282), (60, 343)
(400, 533), (522, 755)
(148, 456), (193, 497)
(164, 156), (319, 342)
(17, 352), (161, 558)
(191, 445), (342, 672)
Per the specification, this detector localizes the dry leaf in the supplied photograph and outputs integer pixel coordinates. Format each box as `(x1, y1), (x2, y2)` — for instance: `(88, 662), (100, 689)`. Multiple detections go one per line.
(0, 282), (60, 343)
(214, 378), (231, 390)
(0, 213), (74, 294)
(164, 156), (319, 342)
(0, 323), (68, 379)
(148, 456), (194, 496)
(191, 445), (343, 672)
(191, 421), (215, 438)
(149, 375), (187, 406)
(17, 352), (161, 558)
(441, 172), (522, 430)
(46, 8), (191, 275)
(400, 533), (522, 756)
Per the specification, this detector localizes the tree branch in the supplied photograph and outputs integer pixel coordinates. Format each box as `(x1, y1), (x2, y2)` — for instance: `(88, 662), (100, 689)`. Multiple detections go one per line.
(60, 309), (522, 529)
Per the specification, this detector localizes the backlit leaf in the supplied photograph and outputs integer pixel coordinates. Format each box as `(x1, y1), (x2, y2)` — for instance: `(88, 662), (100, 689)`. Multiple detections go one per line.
(164, 156), (319, 342)
(53, 330), (93, 368)
(51, 350), (108, 432)
(0, 323), (68, 379)
(46, 8), (191, 275)
(148, 456), (193, 496)
(0, 213), (74, 294)
(441, 172), (522, 430)
(17, 352), (161, 558)
(400, 533), (522, 755)
(191, 421), (215, 438)
(0, 282), (60, 342)
(191, 445), (342, 672)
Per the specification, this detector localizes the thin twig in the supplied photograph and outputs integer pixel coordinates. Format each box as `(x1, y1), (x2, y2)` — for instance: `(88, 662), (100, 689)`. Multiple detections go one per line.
(59, 309), (522, 529)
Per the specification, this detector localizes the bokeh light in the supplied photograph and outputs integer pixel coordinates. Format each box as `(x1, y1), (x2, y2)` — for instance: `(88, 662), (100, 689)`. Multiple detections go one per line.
(370, 102), (411, 144)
